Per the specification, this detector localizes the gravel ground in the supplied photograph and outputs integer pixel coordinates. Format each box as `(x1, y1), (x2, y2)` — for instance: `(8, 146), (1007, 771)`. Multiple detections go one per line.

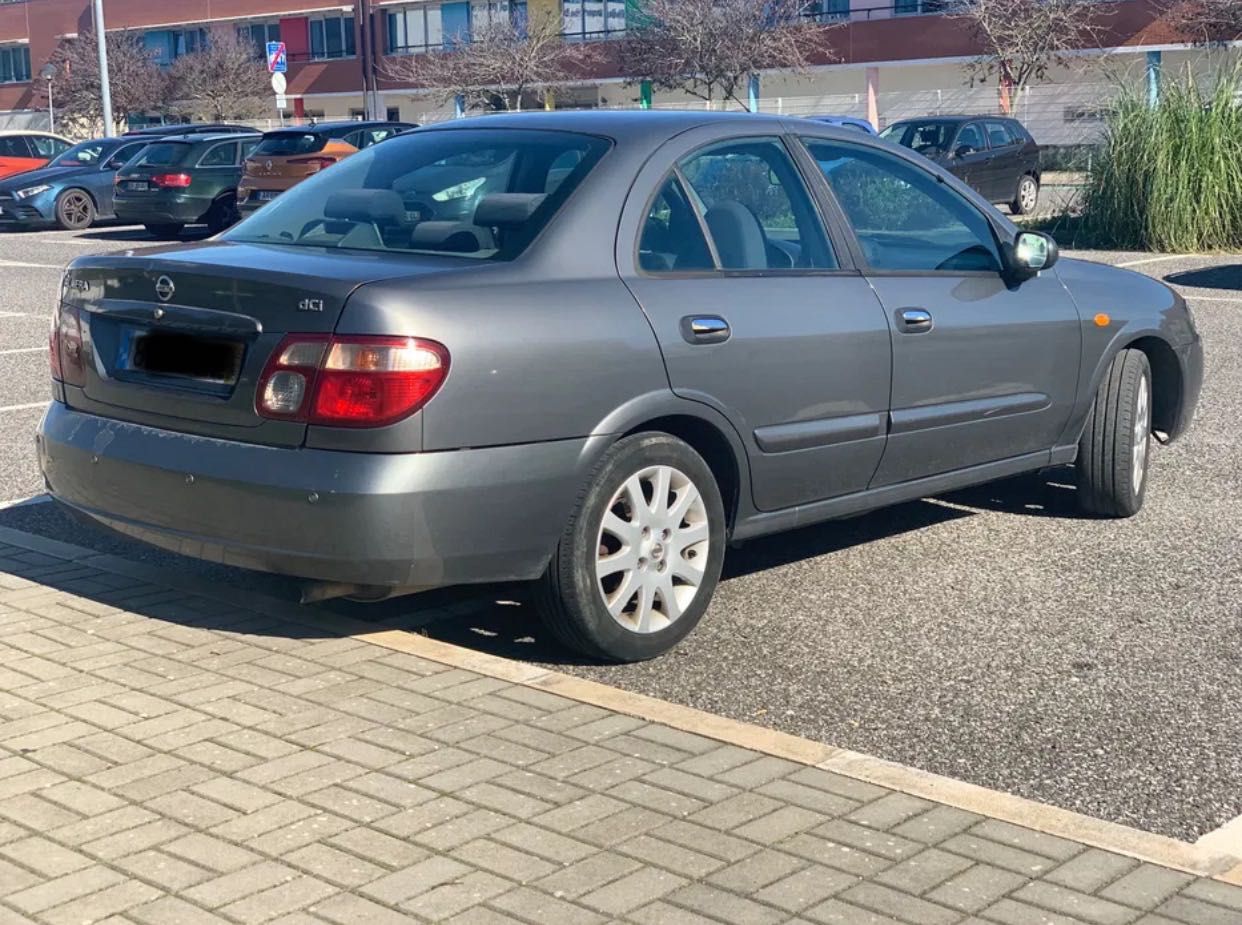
(0, 227), (1238, 843)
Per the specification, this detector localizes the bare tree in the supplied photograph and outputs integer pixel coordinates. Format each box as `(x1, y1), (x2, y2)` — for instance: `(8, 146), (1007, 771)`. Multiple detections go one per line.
(620, 0), (825, 110)
(172, 29), (272, 121)
(385, 11), (597, 112)
(948, 0), (1114, 109)
(1161, 0), (1242, 43)
(48, 27), (169, 133)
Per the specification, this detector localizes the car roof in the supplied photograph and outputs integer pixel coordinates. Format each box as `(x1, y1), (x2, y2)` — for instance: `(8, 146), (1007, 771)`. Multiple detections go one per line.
(124, 123), (253, 136)
(890, 114), (1021, 124)
(0, 130), (70, 139)
(151, 132), (261, 144)
(422, 109), (800, 143)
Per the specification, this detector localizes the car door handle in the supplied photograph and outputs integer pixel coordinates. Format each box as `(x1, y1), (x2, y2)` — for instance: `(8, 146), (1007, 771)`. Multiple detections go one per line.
(681, 315), (731, 345)
(897, 309), (934, 333)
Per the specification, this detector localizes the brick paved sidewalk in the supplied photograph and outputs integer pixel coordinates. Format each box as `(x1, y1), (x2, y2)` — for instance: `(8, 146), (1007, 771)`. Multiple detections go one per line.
(0, 536), (1240, 925)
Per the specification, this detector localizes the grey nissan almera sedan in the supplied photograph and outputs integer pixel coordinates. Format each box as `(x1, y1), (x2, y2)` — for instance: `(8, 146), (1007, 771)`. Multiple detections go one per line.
(38, 111), (1203, 662)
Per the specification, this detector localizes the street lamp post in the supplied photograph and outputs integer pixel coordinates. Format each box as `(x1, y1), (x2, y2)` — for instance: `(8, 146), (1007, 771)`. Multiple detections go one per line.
(39, 63), (56, 135)
(93, 0), (115, 136)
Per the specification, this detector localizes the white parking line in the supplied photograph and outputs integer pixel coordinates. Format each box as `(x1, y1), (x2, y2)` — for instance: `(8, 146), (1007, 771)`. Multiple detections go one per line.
(0, 402), (47, 413)
(0, 311), (33, 318)
(1181, 295), (1242, 303)
(0, 346), (46, 355)
(0, 259), (64, 270)
(1117, 255), (1195, 268)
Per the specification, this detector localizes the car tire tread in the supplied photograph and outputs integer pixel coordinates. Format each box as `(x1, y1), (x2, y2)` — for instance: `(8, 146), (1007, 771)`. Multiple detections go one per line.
(1077, 348), (1150, 517)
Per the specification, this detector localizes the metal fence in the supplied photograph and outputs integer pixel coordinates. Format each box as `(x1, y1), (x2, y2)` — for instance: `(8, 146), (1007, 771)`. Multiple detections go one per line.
(0, 109), (51, 132)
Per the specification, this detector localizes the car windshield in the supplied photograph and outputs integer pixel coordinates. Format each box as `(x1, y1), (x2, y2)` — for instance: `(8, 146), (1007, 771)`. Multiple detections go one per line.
(252, 133), (327, 157)
(880, 120), (959, 155)
(49, 141), (109, 168)
(224, 128), (611, 261)
(133, 142), (191, 168)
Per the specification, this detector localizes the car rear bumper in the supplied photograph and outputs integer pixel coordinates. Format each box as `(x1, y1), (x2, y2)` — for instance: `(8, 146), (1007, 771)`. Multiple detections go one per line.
(37, 400), (601, 589)
(114, 194), (210, 225)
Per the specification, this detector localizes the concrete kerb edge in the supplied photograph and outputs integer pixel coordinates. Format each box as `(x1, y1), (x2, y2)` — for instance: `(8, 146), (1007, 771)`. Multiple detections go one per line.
(0, 522), (1239, 884)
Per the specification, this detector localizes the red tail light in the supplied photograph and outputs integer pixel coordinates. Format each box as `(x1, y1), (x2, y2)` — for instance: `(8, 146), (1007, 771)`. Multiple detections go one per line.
(151, 173), (193, 188)
(50, 303), (86, 387)
(288, 156), (337, 174)
(256, 335), (449, 427)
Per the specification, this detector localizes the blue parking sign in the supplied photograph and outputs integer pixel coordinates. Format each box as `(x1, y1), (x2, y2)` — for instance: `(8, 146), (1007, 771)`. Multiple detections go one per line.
(266, 41), (288, 74)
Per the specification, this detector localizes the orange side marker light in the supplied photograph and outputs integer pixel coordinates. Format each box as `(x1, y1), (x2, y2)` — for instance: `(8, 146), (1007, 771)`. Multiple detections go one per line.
(1094, 313), (1111, 327)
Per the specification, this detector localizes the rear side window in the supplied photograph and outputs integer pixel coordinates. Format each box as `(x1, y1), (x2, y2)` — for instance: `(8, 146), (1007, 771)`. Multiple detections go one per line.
(29, 136), (69, 158)
(252, 133), (327, 157)
(223, 128), (610, 261)
(805, 140), (1001, 273)
(134, 143), (189, 168)
(677, 138), (836, 271)
(198, 142), (239, 167)
(639, 177), (714, 273)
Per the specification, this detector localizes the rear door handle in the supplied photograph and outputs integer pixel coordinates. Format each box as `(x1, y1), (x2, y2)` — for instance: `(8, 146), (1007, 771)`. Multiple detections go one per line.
(681, 315), (731, 345)
(897, 308), (933, 334)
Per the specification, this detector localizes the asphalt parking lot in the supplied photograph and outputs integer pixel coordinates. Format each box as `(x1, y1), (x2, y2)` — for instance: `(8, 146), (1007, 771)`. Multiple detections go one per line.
(0, 225), (1239, 846)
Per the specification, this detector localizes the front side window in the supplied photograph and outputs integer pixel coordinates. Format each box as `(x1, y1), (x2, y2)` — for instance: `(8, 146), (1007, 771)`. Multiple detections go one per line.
(955, 123), (986, 154)
(805, 140), (1001, 273)
(29, 136), (70, 159)
(224, 128), (609, 260)
(677, 138), (836, 271)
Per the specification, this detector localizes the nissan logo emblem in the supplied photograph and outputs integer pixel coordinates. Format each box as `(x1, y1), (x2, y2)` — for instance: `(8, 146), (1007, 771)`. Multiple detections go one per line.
(155, 276), (175, 302)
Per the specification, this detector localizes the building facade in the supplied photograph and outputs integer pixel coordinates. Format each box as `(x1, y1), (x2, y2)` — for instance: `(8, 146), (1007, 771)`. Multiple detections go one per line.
(0, 0), (1231, 139)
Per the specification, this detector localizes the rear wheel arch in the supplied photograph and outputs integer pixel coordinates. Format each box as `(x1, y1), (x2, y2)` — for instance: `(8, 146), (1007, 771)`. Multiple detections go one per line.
(621, 414), (744, 534)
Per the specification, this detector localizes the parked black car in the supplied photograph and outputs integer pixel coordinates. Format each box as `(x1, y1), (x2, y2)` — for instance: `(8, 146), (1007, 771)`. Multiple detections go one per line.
(880, 115), (1041, 215)
(113, 132), (261, 237)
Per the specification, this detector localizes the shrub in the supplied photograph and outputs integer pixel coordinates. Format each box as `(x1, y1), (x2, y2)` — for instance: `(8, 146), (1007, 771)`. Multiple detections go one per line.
(1079, 71), (1242, 252)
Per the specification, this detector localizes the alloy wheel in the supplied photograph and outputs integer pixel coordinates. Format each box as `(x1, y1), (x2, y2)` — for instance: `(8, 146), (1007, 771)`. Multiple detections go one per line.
(59, 192), (92, 229)
(1020, 178), (1038, 213)
(595, 465), (710, 634)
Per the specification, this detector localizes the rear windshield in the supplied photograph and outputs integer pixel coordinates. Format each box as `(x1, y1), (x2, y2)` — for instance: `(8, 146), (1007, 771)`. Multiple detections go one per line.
(133, 142), (190, 168)
(251, 133), (327, 157)
(224, 128), (610, 261)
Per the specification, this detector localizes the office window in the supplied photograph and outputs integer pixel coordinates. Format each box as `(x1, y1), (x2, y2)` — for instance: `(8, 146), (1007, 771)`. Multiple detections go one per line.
(805, 0), (849, 19)
(310, 15), (356, 59)
(387, 4), (444, 53)
(171, 28), (207, 59)
(0, 45), (30, 84)
(563, 0), (625, 39)
(238, 22), (281, 58)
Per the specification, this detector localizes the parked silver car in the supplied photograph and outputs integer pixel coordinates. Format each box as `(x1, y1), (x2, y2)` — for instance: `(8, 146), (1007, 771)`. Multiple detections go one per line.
(38, 112), (1203, 662)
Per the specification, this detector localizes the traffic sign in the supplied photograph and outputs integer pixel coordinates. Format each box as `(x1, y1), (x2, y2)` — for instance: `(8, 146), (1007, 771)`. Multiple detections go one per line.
(266, 41), (288, 74)
(275, 95), (288, 111)
(271, 72), (287, 95)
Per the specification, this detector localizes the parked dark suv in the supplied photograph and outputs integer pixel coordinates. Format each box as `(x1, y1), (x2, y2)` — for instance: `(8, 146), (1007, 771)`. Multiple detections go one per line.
(880, 115), (1041, 215)
(113, 132), (260, 237)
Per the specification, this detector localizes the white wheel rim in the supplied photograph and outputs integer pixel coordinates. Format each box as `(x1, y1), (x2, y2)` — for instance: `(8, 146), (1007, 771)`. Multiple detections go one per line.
(1133, 374), (1150, 495)
(1021, 179), (1037, 212)
(595, 464), (710, 635)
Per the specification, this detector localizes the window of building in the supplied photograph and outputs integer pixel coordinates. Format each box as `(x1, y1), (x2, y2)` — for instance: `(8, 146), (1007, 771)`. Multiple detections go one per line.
(387, 3), (444, 53)
(470, 0), (527, 31)
(310, 15), (356, 60)
(562, 0), (626, 40)
(0, 44), (30, 84)
(238, 21), (281, 58)
(171, 28), (207, 59)
(804, 0), (850, 19)
(143, 28), (208, 65)
(894, 0), (951, 14)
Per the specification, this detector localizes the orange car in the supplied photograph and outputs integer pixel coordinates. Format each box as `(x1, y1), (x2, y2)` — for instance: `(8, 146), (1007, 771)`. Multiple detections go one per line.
(0, 131), (73, 181)
(238, 120), (414, 214)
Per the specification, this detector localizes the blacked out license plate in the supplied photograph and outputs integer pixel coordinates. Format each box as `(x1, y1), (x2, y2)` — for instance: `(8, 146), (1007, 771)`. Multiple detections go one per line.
(130, 331), (244, 384)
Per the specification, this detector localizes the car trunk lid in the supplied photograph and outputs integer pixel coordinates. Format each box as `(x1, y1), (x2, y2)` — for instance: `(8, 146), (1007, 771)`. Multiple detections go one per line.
(61, 241), (466, 448)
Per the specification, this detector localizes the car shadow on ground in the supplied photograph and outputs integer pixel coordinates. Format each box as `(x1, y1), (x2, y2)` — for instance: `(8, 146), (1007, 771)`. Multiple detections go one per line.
(1166, 265), (1242, 291)
(0, 470), (1084, 668)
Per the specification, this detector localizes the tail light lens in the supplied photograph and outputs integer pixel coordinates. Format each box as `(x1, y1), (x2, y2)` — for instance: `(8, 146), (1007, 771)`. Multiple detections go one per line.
(50, 303), (86, 387)
(289, 156), (337, 174)
(151, 173), (193, 188)
(256, 335), (449, 427)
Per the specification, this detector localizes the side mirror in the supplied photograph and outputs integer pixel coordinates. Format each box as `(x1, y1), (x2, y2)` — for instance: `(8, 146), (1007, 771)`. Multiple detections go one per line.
(1008, 231), (1058, 279)
(955, 145), (974, 158)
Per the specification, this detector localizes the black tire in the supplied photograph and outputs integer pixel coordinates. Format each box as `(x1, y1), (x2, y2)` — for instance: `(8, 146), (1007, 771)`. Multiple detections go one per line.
(145, 223), (184, 239)
(533, 433), (726, 663)
(54, 189), (96, 231)
(1011, 174), (1040, 216)
(1077, 348), (1152, 518)
(205, 196), (240, 235)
